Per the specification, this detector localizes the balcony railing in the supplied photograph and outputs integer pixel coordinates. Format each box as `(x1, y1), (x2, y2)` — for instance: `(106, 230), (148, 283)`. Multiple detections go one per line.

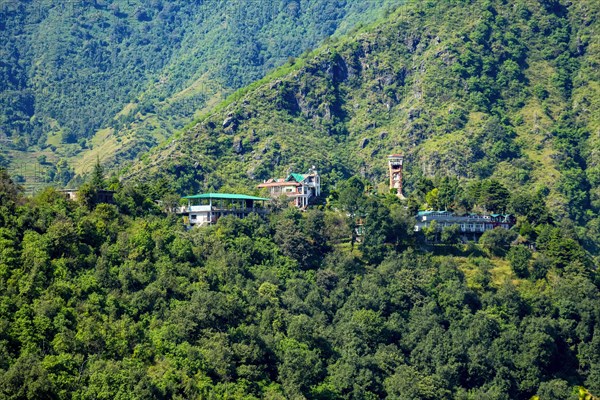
(180, 205), (268, 214)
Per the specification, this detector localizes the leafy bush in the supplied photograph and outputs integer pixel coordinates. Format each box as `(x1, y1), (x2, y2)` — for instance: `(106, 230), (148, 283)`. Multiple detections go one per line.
(480, 227), (518, 256)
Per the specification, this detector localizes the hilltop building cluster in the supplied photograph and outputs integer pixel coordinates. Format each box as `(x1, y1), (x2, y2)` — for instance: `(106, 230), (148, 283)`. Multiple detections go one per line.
(176, 155), (516, 240)
(58, 153), (516, 239)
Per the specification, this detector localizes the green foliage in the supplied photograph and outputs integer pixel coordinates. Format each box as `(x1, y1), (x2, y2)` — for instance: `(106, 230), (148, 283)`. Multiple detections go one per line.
(479, 180), (510, 214)
(273, 208), (329, 269)
(77, 183), (98, 211)
(535, 224), (591, 271)
(359, 196), (391, 263)
(2, 0), (401, 177)
(530, 254), (551, 281)
(90, 157), (105, 189)
(441, 224), (461, 245)
(509, 189), (552, 226)
(0, 169), (21, 228)
(507, 245), (532, 278)
(424, 220), (439, 243)
(479, 227), (518, 256)
(0, 170), (598, 399)
(536, 379), (576, 400)
(335, 176), (367, 249)
(425, 188), (440, 210)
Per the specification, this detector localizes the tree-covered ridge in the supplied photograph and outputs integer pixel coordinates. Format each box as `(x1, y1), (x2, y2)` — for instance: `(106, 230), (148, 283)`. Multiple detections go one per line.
(0, 0), (400, 180)
(0, 169), (599, 399)
(129, 0), (599, 254)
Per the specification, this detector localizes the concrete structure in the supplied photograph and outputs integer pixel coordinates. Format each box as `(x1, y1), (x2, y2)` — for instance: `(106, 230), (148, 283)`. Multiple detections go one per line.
(388, 154), (404, 198)
(180, 193), (269, 226)
(414, 210), (515, 240)
(258, 167), (321, 209)
(60, 189), (115, 204)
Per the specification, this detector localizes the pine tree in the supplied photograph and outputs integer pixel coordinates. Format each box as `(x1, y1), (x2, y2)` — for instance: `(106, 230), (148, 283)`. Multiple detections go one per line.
(91, 157), (105, 189)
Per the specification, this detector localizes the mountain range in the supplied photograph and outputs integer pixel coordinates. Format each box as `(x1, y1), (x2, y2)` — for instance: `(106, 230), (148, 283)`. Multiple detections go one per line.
(127, 0), (598, 238)
(0, 0), (401, 182)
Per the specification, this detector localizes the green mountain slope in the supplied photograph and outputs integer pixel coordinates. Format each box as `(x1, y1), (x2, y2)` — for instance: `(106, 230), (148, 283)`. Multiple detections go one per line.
(2, 2), (600, 396)
(2, 162), (600, 398)
(0, 0), (401, 183)
(130, 0), (599, 239)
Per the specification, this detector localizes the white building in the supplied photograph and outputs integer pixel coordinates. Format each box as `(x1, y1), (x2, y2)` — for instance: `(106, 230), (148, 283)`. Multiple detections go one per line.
(179, 193), (269, 226)
(414, 210), (516, 240)
(257, 167), (321, 209)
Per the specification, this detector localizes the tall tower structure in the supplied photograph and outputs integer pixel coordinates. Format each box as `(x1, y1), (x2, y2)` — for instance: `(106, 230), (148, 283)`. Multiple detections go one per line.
(388, 154), (404, 198)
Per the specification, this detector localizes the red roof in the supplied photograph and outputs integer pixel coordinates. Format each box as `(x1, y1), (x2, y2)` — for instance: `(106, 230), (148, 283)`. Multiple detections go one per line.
(257, 181), (301, 188)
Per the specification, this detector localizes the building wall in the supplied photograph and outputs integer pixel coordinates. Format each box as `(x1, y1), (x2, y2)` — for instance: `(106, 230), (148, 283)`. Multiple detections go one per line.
(187, 208), (267, 226)
(415, 213), (514, 234)
(258, 171), (321, 209)
(189, 212), (211, 225)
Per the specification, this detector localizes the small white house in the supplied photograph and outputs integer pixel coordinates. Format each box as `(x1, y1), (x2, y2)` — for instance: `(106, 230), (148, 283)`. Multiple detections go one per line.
(179, 193), (269, 226)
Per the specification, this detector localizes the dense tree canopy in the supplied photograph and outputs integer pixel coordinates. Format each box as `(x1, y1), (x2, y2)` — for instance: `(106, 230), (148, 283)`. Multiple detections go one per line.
(0, 169), (598, 399)
(1, 0), (599, 397)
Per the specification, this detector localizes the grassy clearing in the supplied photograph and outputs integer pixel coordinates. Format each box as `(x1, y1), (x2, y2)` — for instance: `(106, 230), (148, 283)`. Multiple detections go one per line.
(452, 254), (519, 289)
(72, 128), (119, 175)
(489, 258), (515, 286)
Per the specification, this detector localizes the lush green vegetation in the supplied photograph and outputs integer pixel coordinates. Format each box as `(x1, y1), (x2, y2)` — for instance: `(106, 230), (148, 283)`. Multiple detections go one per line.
(130, 0), (599, 258)
(0, 0), (401, 184)
(0, 167), (598, 399)
(2, 0), (599, 397)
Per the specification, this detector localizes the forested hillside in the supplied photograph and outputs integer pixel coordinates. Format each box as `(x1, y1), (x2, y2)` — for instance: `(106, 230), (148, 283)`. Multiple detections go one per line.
(130, 0), (599, 255)
(2, 0), (600, 398)
(0, 0), (399, 182)
(1, 163), (599, 399)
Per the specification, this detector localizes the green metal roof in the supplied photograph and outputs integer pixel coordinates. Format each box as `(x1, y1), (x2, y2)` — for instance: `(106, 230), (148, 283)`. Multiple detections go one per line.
(417, 210), (452, 216)
(286, 173), (306, 183)
(183, 193), (270, 201)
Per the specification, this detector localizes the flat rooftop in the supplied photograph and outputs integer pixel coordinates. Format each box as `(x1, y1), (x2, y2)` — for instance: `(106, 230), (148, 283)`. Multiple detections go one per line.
(182, 193), (270, 201)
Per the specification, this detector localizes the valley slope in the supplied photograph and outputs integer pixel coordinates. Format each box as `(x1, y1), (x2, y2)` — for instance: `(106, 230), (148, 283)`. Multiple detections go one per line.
(0, 0), (401, 184)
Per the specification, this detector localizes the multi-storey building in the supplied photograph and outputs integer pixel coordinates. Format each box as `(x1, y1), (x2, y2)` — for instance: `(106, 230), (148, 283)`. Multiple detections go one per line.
(388, 154), (404, 198)
(257, 167), (321, 208)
